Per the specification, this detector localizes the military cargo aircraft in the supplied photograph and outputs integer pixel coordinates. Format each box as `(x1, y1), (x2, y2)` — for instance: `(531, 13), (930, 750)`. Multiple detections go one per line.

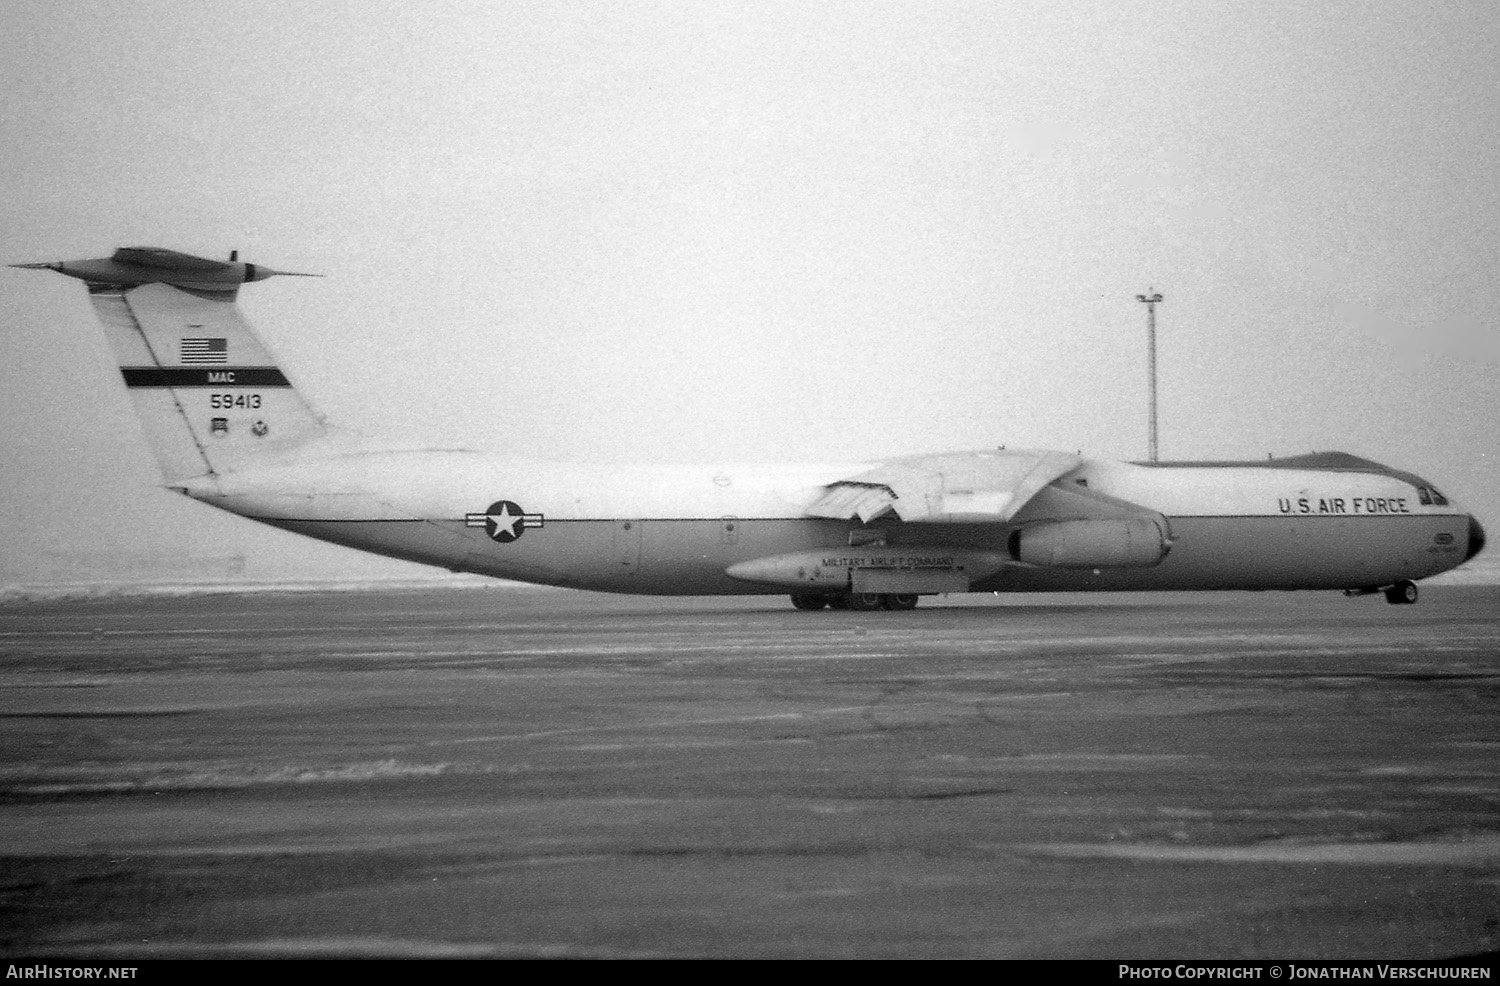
(14, 247), (1485, 610)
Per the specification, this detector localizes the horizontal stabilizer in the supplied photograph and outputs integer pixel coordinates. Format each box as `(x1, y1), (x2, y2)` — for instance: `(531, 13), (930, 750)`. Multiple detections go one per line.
(112, 247), (231, 272)
(11, 247), (318, 294)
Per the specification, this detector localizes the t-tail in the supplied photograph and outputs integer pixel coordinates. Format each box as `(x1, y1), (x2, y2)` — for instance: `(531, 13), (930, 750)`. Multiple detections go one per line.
(14, 247), (329, 484)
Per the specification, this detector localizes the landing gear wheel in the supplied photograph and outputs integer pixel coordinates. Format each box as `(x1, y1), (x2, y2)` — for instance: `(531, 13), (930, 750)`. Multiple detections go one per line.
(1384, 580), (1419, 605)
(825, 594), (850, 610)
(885, 594), (919, 611)
(790, 593), (827, 611)
(846, 592), (886, 611)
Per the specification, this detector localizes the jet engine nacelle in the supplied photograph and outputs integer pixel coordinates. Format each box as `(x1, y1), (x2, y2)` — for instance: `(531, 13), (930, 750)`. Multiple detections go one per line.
(1009, 518), (1170, 568)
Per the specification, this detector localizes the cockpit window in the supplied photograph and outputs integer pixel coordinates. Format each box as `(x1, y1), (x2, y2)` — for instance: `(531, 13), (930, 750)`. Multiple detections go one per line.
(1430, 486), (1449, 506)
(1416, 485), (1449, 506)
(1417, 486), (1432, 506)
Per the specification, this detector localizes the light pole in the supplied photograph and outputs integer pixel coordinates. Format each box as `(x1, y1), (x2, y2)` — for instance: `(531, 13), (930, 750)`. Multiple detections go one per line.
(1136, 290), (1163, 463)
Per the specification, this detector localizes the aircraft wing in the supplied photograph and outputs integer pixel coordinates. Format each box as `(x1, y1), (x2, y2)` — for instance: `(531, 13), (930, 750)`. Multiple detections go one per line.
(806, 448), (1082, 524)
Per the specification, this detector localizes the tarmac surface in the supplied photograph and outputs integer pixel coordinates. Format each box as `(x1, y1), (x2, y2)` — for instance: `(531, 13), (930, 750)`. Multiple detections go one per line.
(1, 585), (1498, 959)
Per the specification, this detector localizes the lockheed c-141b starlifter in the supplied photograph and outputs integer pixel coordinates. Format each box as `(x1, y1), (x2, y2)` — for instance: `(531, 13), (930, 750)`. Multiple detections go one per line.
(14, 247), (1486, 610)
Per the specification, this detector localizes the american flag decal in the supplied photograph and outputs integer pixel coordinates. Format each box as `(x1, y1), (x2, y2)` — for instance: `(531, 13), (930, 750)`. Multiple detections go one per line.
(180, 337), (228, 364)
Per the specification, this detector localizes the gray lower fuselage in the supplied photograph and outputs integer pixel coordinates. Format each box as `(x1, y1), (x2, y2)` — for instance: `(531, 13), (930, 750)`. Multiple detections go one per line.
(222, 450), (1480, 596)
(257, 512), (1468, 594)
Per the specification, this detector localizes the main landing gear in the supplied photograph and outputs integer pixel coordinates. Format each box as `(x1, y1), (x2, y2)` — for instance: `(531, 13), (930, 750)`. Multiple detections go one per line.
(790, 592), (921, 612)
(1384, 580), (1419, 605)
(1343, 579), (1419, 605)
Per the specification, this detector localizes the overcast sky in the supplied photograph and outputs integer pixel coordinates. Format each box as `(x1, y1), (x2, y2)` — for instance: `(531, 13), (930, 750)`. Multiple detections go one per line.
(2, 0), (1496, 584)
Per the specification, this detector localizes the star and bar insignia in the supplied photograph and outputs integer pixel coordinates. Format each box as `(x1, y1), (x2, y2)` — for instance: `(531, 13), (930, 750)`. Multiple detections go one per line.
(465, 500), (545, 543)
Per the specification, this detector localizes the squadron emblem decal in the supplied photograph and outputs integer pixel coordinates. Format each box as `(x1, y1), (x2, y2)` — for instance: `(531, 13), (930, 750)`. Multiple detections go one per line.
(465, 500), (545, 543)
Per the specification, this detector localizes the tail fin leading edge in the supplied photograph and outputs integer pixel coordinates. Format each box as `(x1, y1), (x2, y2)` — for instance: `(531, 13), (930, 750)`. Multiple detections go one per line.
(16, 248), (329, 484)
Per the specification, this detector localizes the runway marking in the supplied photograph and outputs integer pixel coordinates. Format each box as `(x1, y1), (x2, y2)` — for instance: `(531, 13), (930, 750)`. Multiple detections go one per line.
(45, 937), (658, 959)
(1016, 832), (1500, 865)
(436, 708), (870, 746)
(4, 758), (453, 795)
(571, 737), (818, 751)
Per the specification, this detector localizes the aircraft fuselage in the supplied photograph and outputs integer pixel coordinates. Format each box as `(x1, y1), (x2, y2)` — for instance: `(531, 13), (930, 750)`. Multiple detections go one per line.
(180, 447), (1479, 596)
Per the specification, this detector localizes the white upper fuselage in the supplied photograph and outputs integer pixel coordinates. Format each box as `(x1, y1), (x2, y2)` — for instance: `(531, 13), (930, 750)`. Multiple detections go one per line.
(179, 438), (867, 522)
(175, 438), (1478, 596)
(177, 433), (1456, 525)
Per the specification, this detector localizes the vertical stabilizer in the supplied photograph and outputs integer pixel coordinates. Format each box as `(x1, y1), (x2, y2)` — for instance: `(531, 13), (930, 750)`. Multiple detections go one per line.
(16, 249), (329, 483)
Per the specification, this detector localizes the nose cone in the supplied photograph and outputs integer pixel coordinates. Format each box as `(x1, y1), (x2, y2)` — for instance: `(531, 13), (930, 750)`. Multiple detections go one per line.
(1468, 515), (1486, 562)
